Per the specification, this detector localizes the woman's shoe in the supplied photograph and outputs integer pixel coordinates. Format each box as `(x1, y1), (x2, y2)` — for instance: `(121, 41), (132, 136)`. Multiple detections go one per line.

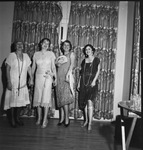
(87, 123), (92, 132)
(41, 120), (48, 128)
(36, 119), (41, 125)
(64, 119), (70, 127)
(11, 121), (17, 128)
(81, 122), (88, 128)
(57, 120), (65, 126)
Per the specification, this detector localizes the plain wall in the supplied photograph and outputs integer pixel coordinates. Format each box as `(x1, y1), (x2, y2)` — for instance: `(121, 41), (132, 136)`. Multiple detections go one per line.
(113, 1), (135, 119)
(0, 2), (14, 114)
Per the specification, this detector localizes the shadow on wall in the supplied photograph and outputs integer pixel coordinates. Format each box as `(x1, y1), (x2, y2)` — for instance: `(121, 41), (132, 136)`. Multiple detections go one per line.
(0, 42), (16, 116)
(0, 58), (7, 116)
(10, 42), (16, 53)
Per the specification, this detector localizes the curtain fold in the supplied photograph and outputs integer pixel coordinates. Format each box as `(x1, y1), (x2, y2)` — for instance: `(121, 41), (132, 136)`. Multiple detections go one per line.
(67, 1), (141, 120)
(67, 1), (119, 120)
(130, 2), (141, 111)
(11, 1), (62, 117)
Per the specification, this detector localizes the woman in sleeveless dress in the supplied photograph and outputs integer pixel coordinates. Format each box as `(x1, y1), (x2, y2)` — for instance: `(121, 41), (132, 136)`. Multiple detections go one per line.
(32, 38), (57, 128)
(77, 44), (100, 132)
(4, 40), (33, 128)
(56, 40), (75, 127)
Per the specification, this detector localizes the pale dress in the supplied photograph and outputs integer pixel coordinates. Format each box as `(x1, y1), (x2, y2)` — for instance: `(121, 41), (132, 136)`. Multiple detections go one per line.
(33, 51), (56, 107)
(4, 52), (31, 110)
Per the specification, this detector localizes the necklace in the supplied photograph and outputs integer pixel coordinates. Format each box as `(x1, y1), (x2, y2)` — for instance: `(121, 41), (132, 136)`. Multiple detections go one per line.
(83, 58), (94, 86)
(15, 52), (24, 95)
(41, 50), (47, 55)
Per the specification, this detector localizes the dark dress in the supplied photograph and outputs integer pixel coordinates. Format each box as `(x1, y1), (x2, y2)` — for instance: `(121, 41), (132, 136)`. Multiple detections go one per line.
(78, 57), (100, 110)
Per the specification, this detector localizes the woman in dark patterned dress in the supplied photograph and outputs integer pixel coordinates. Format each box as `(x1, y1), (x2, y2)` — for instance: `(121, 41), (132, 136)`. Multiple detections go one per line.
(77, 44), (100, 131)
(56, 40), (75, 127)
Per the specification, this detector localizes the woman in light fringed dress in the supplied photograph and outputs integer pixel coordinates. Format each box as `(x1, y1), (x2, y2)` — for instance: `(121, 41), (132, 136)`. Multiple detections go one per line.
(4, 40), (33, 128)
(32, 38), (57, 128)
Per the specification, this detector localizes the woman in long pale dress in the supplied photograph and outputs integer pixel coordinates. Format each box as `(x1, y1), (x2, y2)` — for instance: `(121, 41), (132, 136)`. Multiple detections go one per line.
(32, 38), (57, 128)
(56, 40), (75, 127)
(4, 40), (33, 128)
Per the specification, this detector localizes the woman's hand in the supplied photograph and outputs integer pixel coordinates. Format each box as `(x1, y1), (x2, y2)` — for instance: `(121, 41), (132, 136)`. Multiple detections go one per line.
(28, 78), (34, 87)
(91, 80), (96, 87)
(7, 81), (12, 90)
(44, 71), (54, 79)
(56, 62), (61, 67)
(53, 78), (57, 87)
(55, 58), (62, 67)
(76, 76), (81, 92)
(65, 71), (71, 82)
(76, 84), (80, 92)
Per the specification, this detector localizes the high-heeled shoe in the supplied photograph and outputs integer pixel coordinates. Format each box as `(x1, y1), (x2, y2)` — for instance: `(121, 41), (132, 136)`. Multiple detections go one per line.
(41, 120), (48, 128)
(57, 120), (65, 126)
(64, 119), (70, 127)
(81, 122), (88, 128)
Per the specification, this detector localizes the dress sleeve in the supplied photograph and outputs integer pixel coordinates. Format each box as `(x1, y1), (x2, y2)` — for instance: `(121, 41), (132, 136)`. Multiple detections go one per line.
(25, 53), (31, 67)
(5, 53), (13, 66)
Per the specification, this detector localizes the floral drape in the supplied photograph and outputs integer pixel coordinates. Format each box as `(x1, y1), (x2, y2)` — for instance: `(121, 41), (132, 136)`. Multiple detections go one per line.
(129, 2), (141, 110)
(11, 1), (62, 117)
(67, 1), (119, 120)
(11, 1), (140, 119)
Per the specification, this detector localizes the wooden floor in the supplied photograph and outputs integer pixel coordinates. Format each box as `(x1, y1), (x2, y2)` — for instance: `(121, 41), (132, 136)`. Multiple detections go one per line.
(0, 116), (141, 150)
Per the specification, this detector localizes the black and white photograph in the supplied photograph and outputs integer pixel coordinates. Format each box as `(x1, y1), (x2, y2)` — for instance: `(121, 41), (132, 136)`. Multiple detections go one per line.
(0, 1), (142, 150)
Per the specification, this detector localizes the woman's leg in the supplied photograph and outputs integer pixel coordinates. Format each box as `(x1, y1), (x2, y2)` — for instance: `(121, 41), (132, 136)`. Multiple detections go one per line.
(41, 106), (49, 128)
(57, 107), (64, 124)
(15, 107), (24, 126)
(81, 105), (88, 127)
(63, 104), (70, 126)
(87, 100), (93, 131)
(36, 106), (42, 125)
(10, 107), (16, 128)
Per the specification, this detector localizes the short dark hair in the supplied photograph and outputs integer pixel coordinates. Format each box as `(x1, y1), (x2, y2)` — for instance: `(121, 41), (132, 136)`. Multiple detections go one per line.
(11, 40), (24, 52)
(39, 38), (51, 50)
(60, 40), (72, 54)
(82, 44), (95, 57)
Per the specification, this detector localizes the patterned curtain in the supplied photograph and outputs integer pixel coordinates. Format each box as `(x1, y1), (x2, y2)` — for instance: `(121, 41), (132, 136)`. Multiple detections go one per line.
(11, 1), (62, 117)
(129, 2), (141, 110)
(67, 1), (119, 120)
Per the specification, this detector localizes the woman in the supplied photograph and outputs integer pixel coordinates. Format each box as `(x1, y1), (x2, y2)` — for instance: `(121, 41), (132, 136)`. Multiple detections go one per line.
(32, 38), (57, 128)
(56, 40), (75, 127)
(77, 44), (100, 132)
(4, 40), (33, 128)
